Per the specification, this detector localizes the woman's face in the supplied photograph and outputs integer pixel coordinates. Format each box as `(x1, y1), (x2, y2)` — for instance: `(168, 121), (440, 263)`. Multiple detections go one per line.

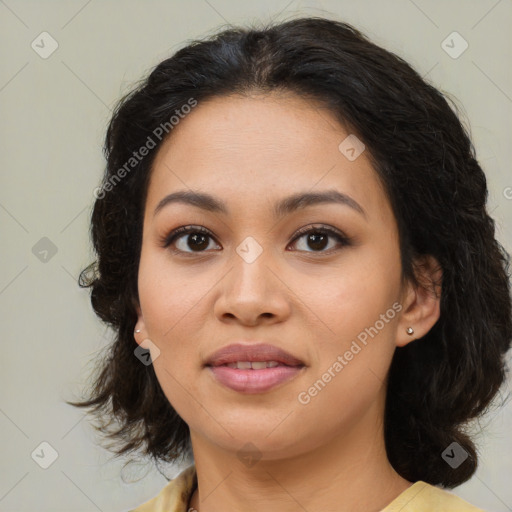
(136, 92), (417, 460)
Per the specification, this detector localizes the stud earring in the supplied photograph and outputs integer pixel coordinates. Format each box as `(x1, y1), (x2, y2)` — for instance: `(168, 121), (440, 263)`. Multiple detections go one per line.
(134, 329), (141, 334)
(406, 327), (414, 335)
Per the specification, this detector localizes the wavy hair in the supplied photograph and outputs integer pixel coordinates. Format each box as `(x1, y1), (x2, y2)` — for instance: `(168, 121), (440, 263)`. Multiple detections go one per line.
(69, 16), (512, 487)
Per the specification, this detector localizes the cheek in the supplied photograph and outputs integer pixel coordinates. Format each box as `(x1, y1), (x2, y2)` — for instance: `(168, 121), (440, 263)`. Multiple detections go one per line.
(299, 245), (402, 339)
(138, 248), (210, 339)
(137, 253), (207, 414)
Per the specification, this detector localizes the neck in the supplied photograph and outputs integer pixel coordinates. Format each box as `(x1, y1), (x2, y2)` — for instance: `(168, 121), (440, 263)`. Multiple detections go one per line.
(187, 398), (412, 512)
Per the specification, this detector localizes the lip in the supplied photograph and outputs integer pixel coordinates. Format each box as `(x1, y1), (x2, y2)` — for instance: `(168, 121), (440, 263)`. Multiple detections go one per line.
(205, 343), (304, 367)
(205, 343), (306, 394)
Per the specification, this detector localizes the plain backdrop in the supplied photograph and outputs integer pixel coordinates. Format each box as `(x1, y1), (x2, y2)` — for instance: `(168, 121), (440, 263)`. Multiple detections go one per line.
(1, 1), (511, 511)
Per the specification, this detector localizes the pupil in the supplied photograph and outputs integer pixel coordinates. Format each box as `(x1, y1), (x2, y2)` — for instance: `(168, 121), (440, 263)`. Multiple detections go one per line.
(188, 233), (208, 251)
(308, 233), (327, 251)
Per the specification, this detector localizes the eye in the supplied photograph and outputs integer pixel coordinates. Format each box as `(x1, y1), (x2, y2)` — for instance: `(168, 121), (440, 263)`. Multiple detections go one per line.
(160, 224), (351, 256)
(160, 225), (220, 254)
(288, 224), (351, 254)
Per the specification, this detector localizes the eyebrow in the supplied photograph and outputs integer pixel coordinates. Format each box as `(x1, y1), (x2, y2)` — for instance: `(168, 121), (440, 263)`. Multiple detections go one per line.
(153, 189), (367, 220)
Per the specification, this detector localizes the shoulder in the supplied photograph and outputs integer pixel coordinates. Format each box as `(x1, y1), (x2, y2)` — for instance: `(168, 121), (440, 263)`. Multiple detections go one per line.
(381, 480), (486, 512)
(129, 464), (197, 512)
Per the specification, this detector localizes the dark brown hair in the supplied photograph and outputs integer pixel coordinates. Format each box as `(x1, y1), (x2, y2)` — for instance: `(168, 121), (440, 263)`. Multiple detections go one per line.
(69, 16), (512, 487)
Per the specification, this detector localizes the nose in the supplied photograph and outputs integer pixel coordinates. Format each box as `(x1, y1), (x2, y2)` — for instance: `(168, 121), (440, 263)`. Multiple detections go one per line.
(213, 244), (291, 326)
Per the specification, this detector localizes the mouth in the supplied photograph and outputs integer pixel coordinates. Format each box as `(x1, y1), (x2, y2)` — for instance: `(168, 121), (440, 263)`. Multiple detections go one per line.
(205, 343), (306, 393)
(213, 360), (297, 369)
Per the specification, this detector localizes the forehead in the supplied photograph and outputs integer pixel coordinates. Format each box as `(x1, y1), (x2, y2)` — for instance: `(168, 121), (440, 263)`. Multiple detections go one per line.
(146, 93), (392, 222)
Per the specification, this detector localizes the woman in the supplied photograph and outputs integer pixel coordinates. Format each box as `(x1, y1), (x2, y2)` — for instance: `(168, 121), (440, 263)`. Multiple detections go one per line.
(70, 16), (512, 512)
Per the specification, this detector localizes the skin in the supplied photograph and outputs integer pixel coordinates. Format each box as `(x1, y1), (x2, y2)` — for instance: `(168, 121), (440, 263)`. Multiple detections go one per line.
(134, 92), (442, 512)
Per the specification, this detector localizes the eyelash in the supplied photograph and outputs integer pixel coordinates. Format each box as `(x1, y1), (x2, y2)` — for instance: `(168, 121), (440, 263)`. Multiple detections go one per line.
(160, 224), (352, 256)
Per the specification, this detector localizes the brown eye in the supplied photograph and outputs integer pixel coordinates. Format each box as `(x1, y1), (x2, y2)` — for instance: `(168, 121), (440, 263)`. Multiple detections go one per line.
(162, 226), (220, 253)
(181, 232), (211, 251)
(289, 225), (351, 254)
(161, 224), (351, 256)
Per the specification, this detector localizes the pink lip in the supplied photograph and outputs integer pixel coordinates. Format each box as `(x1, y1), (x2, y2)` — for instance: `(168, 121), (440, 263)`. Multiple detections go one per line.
(208, 365), (304, 393)
(205, 343), (306, 394)
(205, 343), (304, 367)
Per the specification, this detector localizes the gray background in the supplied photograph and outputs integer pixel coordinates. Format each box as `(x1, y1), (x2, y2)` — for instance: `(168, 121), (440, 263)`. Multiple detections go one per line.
(1, 0), (511, 511)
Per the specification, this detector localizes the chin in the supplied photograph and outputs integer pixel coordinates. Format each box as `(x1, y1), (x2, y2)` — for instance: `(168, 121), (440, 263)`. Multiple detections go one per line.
(194, 417), (315, 460)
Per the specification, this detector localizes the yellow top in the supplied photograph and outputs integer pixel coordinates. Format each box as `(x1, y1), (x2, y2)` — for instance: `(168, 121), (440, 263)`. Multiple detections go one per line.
(130, 463), (485, 512)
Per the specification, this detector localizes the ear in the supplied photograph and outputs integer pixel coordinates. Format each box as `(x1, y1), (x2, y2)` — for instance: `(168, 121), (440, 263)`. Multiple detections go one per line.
(133, 300), (150, 347)
(396, 254), (442, 348)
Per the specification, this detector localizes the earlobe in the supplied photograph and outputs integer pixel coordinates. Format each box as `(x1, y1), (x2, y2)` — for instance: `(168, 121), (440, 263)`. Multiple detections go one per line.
(396, 254), (442, 348)
(133, 323), (150, 346)
(133, 301), (149, 345)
